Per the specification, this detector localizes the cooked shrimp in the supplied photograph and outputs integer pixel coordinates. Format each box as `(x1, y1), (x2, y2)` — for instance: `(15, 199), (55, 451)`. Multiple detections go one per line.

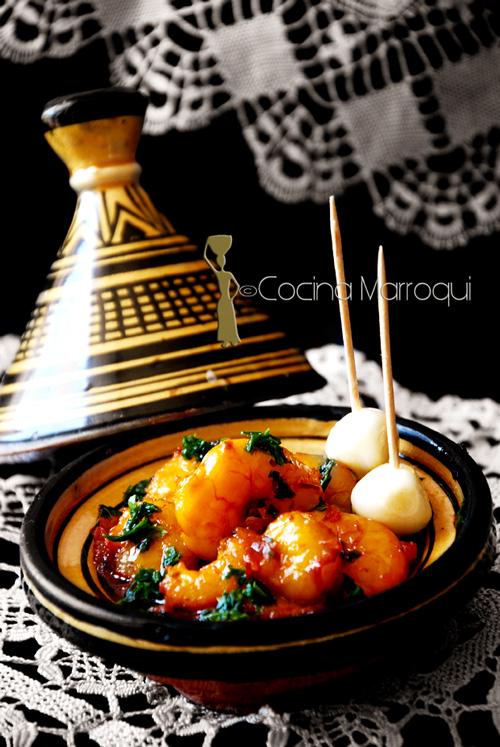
(161, 512), (344, 612)
(263, 512), (343, 604)
(109, 448), (200, 574)
(108, 452), (199, 576)
(174, 438), (322, 559)
(146, 449), (198, 507)
(95, 433), (419, 618)
(323, 461), (358, 512)
(322, 507), (416, 596)
(109, 496), (198, 577)
(160, 527), (277, 612)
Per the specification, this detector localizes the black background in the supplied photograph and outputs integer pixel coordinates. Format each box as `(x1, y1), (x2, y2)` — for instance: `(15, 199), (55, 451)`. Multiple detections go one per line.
(0, 38), (498, 402)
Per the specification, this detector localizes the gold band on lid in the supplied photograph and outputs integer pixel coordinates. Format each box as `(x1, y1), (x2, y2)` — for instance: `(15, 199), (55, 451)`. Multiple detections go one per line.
(70, 163), (142, 191)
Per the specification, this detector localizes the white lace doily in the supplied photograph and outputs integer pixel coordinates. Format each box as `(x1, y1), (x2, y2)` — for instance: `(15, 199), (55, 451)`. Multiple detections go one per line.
(1, 1), (500, 249)
(1, 337), (500, 745)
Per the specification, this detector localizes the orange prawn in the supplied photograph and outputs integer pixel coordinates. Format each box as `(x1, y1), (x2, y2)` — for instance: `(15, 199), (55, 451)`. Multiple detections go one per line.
(174, 438), (322, 559)
(321, 507), (417, 596)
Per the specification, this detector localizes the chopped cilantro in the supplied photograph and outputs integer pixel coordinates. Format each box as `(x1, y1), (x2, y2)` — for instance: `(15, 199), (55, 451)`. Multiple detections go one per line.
(121, 568), (162, 608)
(224, 567), (274, 605)
(98, 504), (122, 519)
(161, 546), (182, 570)
(198, 567), (274, 622)
(348, 583), (364, 600)
(268, 470), (295, 500)
(313, 497), (328, 512)
(319, 458), (336, 491)
(181, 434), (219, 461)
(241, 577), (275, 606)
(98, 478), (151, 519)
(224, 567), (247, 584)
(120, 547), (181, 610)
(198, 590), (249, 622)
(104, 496), (165, 547)
(242, 428), (288, 465)
(123, 479), (150, 502)
(343, 577), (365, 601)
(136, 537), (153, 553)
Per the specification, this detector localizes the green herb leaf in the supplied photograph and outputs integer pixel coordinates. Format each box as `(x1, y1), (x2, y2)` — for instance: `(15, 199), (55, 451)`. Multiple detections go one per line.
(268, 470), (295, 500)
(104, 498), (164, 546)
(198, 591), (249, 622)
(181, 434), (219, 461)
(98, 504), (122, 519)
(313, 497), (327, 512)
(242, 578), (274, 606)
(223, 567), (247, 583)
(121, 568), (163, 608)
(348, 584), (364, 599)
(319, 458), (336, 491)
(343, 577), (365, 601)
(98, 479), (151, 524)
(242, 428), (288, 465)
(123, 479), (151, 502)
(105, 516), (151, 542)
(161, 546), (182, 571)
(136, 537), (152, 553)
(129, 496), (160, 519)
(199, 567), (274, 622)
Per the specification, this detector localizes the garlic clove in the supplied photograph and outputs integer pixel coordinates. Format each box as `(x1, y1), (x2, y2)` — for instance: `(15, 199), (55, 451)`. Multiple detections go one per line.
(351, 462), (432, 536)
(325, 407), (388, 478)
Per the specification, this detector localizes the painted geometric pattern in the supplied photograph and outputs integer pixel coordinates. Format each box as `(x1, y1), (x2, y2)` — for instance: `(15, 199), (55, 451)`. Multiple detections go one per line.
(16, 270), (261, 359)
(0, 183), (321, 448)
(61, 185), (176, 254)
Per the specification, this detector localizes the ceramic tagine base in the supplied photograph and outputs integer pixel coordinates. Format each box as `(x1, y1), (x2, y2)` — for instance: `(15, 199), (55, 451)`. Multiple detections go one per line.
(0, 89), (324, 457)
(148, 667), (362, 712)
(20, 407), (495, 713)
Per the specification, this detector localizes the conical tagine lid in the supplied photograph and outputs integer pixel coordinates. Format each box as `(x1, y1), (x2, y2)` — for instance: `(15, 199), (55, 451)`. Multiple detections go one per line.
(0, 88), (324, 456)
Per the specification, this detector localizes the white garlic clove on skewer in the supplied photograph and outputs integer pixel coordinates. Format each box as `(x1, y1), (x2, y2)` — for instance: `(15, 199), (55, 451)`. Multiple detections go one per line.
(325, 407), (389, 478)
(350, 462), (432, 536)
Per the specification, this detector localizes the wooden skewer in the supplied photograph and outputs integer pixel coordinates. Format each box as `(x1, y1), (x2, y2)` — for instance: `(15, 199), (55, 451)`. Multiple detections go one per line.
(377, 245), (400, 468)
(329, 196), (362, 412)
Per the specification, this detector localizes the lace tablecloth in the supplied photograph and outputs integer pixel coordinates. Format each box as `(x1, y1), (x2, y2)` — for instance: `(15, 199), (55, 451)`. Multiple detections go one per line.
(1, 1), (500, 249)
(1, 338), (499, 746)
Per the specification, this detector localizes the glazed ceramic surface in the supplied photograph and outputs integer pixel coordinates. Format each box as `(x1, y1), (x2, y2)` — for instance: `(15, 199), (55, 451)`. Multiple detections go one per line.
(20, 405), (495, 709)
(0, 89), (323, 456)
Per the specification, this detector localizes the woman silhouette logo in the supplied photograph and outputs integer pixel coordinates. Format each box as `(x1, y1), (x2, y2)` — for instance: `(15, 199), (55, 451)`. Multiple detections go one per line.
(204, 235), (241, 347)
